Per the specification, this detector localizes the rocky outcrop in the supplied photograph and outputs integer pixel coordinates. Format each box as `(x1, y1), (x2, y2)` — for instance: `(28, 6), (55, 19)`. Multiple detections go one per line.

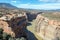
(0, 13), (27, 38)
(0, 20), (15, 37)
(35, 14), (60, 40)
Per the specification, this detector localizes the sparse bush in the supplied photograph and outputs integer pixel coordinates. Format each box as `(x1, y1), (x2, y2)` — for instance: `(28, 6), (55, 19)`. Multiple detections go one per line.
(0, 28), (3, 40)
(0, 28), (11, 40)
(0, 28), (27, 40)
(9, 38), (15, 40)
(20, 37), (26, 40)
(16, 38), (21, 40)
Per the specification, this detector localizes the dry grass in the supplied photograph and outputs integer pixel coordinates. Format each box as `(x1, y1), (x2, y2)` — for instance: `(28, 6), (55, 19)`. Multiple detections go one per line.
(41, 13), (60, 21)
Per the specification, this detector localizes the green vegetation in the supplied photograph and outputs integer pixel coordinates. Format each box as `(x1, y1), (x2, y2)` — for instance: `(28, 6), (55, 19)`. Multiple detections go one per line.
(27, 20), (43, 40)
(0, 28), (27, 40)
(41, 13), (60, 21)
(0, 28), (12, 40)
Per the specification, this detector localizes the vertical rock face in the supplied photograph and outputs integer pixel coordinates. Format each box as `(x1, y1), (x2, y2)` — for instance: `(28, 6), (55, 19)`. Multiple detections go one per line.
(35, 14), (60, 40)
(8, 16), (27, 38)
(0, 13), (27, 38)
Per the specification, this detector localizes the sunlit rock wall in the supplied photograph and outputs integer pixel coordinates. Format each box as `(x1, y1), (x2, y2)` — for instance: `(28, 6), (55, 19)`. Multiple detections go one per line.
(35, 14), (60, 40)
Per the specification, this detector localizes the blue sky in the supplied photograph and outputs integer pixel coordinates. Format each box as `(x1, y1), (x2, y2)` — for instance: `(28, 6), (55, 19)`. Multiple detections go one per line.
(0, 0), (60, 10)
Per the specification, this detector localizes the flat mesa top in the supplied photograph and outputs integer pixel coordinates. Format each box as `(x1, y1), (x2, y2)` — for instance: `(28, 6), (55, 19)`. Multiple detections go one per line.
(41, 12), (60, 21)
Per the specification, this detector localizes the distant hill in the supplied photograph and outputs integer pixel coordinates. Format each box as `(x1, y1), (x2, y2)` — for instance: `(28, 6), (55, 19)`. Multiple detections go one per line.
(0, 3), (18, 9)
(0, 3), (60, 13)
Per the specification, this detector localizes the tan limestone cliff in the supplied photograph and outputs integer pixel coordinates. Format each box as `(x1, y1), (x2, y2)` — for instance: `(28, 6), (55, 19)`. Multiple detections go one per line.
(35, 14), (60, 40)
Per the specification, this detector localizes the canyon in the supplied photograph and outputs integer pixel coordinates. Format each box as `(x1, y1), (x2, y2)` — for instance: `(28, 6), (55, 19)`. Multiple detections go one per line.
(0, 3), (60, 40)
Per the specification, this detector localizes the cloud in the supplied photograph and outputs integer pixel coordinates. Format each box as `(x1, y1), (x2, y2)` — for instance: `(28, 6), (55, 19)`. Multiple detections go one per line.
(17, 3), (60, 10)
(11, 0), (17, 3)
(38, 0), (60, 3)
(39, 0), (50, 2)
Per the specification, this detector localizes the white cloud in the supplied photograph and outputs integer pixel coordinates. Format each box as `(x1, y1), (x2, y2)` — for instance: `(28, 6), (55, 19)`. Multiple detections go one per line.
(11, 0), (17, 3)
(38, 0), (60, 3)
(39, 0), (50, 2)
(17, 3), (60, 10)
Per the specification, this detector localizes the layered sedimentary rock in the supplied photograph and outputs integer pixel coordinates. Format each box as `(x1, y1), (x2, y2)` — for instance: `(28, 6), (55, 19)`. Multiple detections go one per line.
(35, 14), (60, 40)
(0, 12), (27, 38)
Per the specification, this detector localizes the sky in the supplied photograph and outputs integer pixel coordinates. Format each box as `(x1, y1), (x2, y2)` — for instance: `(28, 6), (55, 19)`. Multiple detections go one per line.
(0, 0), (60, 10)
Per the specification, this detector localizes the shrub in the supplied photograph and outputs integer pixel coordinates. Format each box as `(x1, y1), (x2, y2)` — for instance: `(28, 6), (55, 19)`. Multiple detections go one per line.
(0, 28), (27, 40)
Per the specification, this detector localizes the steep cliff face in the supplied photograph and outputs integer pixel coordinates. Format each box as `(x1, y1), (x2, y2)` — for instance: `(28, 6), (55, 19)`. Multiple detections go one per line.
(7, 16), (27, 38)
(0, 13), (27, 38)
(35, 14), (60, 40)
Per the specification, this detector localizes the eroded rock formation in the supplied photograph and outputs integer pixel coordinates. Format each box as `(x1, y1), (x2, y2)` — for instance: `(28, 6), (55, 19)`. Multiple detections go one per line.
(35, 14), (60, 40)
(0, 12), (27, 38)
